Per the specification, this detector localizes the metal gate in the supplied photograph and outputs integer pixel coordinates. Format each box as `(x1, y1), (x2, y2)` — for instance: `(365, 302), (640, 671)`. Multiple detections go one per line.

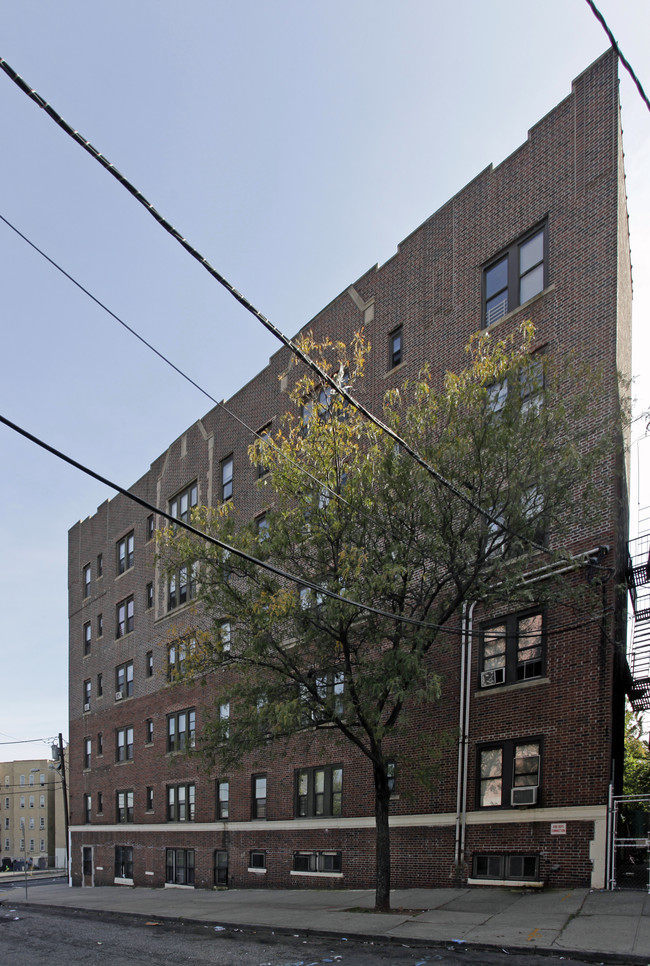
(608, 792), (650, 890)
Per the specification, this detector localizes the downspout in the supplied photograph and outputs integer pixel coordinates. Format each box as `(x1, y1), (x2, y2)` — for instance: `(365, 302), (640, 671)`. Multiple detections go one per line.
(459, 601), (475, 873)
(454, 601), (475, 874)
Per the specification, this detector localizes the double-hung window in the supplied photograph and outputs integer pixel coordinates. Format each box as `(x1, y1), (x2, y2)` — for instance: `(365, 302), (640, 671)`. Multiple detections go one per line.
(117, 531), (134, 574)
(221, 456), (233, 502)
(295, 764), (342, 818)
(478, 739), (541, 808)
(483, 225), (546, 326)
(167, 709), (196, 752)
(116, 597), (134, 638)
(168, 562), (197, 611)
(167, 784), (195, 822)
(116, 790), (134, 823)
(168, 640), (194, 681)
(170, 482), (198, 528)
(115, 845), (133, 879)
(252, 774), (267, 819)
(115, 661), (134, 699)
(389, 325), (403, 368)
(116, 726), (134, 762)
(216, 780), (229, 819)
(83, 564), (91, 598)
(83, 737), (91, 770)
(480, 610), (545, 688)
(83, 622), (92, 656)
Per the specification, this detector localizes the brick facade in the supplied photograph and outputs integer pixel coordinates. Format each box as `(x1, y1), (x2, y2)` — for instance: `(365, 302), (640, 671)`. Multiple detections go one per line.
(68, 50), (631, 892)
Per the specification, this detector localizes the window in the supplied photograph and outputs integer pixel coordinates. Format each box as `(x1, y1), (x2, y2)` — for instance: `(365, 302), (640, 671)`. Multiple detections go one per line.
(97, 553), (103, 578)
(166, 848), (194, 886)
(480, 610), (545, 688)
(3, 818), (8, 830)
(20, 774), (25, 785)
(97, 613), (103, 638)
(116, 597), (134, 638)
(216, 780), (229, 820)
(84, 737), (91, 770)
(29, 773), (34, 786)
(146, 651), (153, 677)
(146, 787), (154, 811)
(84, 794), (91, 824)
(115, 845), (133, 879)
(220, 702), (230, 739)
(168, 640), (194, 680)
(146, 514), (155, 541)
(116, 726), (134, 762)
(249, 850), (266, 870)
(117, 531), (134, 574)
(146, 582), (153, 609)
(252, 775), (267, 819)
(483, 225), (546, 326)
(293, 851), (342, 874)
(257, 424), (271, 478)
(389, 325), (403, 369)
(116, 790), (134, 823)
(97, 732), (103, 756)
(167, 563), (197, 611)
(116, 661), (134, 698)
(315, 669), (344, 719)
(40, 774), (44, 786)
(387, 760), (396, 795)
(83, 564), (91, 598)
(170, 482), (198, 527)
(39, 816), (44, 829)
(40, 838), (45, 852)
(167, 784), (195, 822)
(256, 513), (269, 541)
(472, 853), (539, 882)
(214, 849), (228, 886)
(167, 709), (196, 752)
(3, 798), (8, 809)
(478, 739), (541, 808)
(83, 622), (91, 656)
(83, 679), (91, 710)
(295, 765), (342, 818)
(29, 817), (34, 828)
(29, 796), (34, 808)
(97, 673), (103, 697)
(39, 794), (45, 807)
(29, 839), (34, 852)
(219, 455), (234, 502)
(20, 795), (25, 808)
(220, 621), (232, 654)
(146, 718), (153, 743)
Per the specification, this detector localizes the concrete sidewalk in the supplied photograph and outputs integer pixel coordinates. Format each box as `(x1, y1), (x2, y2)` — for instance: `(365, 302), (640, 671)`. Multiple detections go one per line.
(2, 881), (650, 963)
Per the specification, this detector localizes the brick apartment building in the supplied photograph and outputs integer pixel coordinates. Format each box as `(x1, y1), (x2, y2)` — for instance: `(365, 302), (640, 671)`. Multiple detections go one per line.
(1, 759), (65, 870)
(68, 50), (632, 892)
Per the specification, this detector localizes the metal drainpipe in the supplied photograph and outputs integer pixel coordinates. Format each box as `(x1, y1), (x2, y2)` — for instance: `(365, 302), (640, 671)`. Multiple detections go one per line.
(454, 601), (475, 870)
(459, 601), (475, 873)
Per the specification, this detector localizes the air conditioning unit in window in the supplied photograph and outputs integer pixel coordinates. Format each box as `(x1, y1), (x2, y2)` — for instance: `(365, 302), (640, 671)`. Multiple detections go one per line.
(511, 786), (538, 806)
(83, 703), (90, 712)
(115, 691), (123, 701)
(481, 667), (505, 688)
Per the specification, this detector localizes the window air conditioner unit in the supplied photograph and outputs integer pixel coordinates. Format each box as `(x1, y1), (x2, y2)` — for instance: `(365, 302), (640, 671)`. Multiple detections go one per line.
(83, 703), (90, 712)
(481, 667), (505, 688)
(115, 691), (123, 701)
(511, 785), (538, 806)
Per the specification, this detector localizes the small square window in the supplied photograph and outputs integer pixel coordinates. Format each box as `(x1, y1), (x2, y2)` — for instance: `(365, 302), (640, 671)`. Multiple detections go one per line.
(249, 850), (266, 870)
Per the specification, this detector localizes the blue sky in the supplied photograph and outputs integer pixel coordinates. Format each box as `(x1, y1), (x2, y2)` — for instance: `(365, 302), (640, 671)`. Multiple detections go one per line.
(0, 0), (648, 759)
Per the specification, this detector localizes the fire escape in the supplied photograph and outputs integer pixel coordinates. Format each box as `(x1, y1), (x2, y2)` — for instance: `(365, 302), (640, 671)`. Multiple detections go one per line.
(626, 531), (650, 711)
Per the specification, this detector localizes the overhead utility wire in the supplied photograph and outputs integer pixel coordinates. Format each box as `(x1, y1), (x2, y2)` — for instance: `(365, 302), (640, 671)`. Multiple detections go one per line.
(0, 413), (606, 642)
(584, 0), (650, 112)
(0, 56), (548, 558)
(0, 412), (440, 632)
(0, 211), (364, 519)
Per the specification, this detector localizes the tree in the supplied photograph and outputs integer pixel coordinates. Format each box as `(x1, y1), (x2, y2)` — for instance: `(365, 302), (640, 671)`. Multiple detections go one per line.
(161, 323), (614, 911)
(623, 709), (650, 799)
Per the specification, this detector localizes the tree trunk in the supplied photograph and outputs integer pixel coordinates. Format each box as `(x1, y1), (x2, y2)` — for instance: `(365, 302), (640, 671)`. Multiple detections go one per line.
(374, 766), (391, 912)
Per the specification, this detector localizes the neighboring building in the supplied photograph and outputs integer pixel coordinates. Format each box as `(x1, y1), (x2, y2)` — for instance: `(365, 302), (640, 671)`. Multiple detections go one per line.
(68, 50), (631, 891)
(1, 759), (64, 870)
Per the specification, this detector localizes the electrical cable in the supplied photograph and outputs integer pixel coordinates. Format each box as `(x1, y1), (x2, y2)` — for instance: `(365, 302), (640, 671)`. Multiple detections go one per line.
(0, 412), (610, 640)
(0, 55), (554, 558)
(583, 0), (650, 112)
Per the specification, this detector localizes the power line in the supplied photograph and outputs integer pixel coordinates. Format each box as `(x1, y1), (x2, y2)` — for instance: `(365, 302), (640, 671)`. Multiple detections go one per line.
(584, 0), (650, 112)
(0, 412), (608, 641)
(0, 55), (552, 558)
(0, 212), (387, 534)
